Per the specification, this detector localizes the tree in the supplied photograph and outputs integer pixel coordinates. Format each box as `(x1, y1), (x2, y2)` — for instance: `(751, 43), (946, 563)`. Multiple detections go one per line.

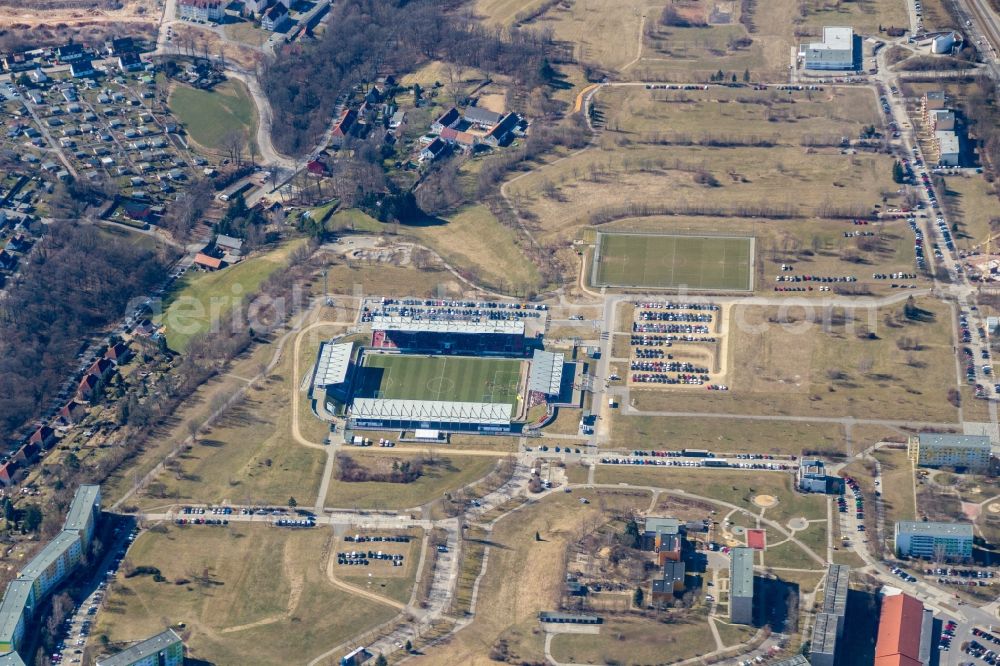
(288, 497), (297, 508)
(633, 586), (645, 608)
(21, 504), (43, 533)
(743, 68), (750, 83)
(535, 531), (541, 541)
(375, 654), (387, 666)
(731, 73), (737, 83)
(892, 160), (905, 184)
(405, 640), (412, 653)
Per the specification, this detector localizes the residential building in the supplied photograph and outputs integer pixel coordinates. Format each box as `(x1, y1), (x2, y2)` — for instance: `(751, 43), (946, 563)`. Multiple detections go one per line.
(178, 0), (223, 22)
(874, 591), (933, 666)
(936, 131), (960, 166)
(771, 657), (811, 666)
(261, 2), (290, 31)
(27, 69), (47, 85)
(651, 560), (686, 601)
(56, 44), (85, 63)
(483, 112), (521, 147)
(810, 612), (840, 666)
(63, 484), (101, 548)
(118, 53), (143, 72)
(932, 110), (955, 131)
(800, 26), (855, 70)
(923, 91), (947, 111)
(215, 234), (244, 256)
(907, 433), (992, 472)
(96, 629), (184, 666)
(419, 137), (447, 162)
(729, 547), (754, 624)
(894, 521), (973, 560)
(243, 0), (268, 14)
(330, 109), (357, 144)
(821, 564), (849, 637)
(193, 253), (225, 271)
(20, 531), (83, 603)
(462, 105), (502, 129)
(431, 107), (460, 133)
(0, 579), (33, 654)
(105, 37), (136, 56)
(69, 60), (95, 78)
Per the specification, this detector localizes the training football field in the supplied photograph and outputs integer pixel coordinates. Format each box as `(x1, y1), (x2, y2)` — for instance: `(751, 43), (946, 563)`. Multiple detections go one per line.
(355, 354), (523, 407)
(593, 232), (753, 291)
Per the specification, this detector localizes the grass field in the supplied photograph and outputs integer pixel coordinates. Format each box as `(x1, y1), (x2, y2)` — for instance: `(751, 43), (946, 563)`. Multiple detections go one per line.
(550, 613), (716, 664)
(157, 240), (306, 351)
(169, 78), (257, 154)
(93, 524), (397, 665)
(593, 232), (753, 290)
(325, 453), (501, 509)
(356, 354), (524, 407)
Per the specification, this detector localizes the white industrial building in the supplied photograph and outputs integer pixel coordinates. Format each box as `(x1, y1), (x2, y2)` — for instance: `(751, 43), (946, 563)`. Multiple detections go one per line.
(800, 27), (856, 70)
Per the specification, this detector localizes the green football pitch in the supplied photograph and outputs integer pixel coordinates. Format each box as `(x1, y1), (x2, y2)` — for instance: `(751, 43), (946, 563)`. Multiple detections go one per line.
(593, 233), (753, 291)
(355, 354), (523, 407)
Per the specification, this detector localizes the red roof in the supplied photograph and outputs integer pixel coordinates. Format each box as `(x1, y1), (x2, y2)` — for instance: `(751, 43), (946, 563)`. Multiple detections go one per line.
(306, 159), (328, 175)
(331, 109), (356, 137)
(194, 253), (224, 270)
(28, 426), (54, 445)
(746, 529), (766, 550)
(875, 593), (925, 666)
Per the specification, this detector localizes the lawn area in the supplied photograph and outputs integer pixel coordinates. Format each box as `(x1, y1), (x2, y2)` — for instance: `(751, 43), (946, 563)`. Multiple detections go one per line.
(92, 524), (397, 665)
(714, 618), (757, 647)
(593, 232), (752, 291)
(222, 20), (269, 47)
(941, 175), (998, 250)
(609, 415), (847, 458)
(356, 354), (524, 407)
(596, 467), (828, 524)
(325, 453), (500, 509)
(764, 539), (824, 570)
(157, 239), (306, 351)
(406, 204), (542, 294)
(327, 208), (383, 233)
(635, 298), (957, 422)
(169, 78), (257, 154)
(133, 333), (326, 510)
(410, 491), (651, 666)
(550, 613), (716, 664)
(874, 448), (916, 523)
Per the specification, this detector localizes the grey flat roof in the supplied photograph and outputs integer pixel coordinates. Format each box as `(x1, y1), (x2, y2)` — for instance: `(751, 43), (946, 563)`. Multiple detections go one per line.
(0, 652), (25, 666)
(918, 433), (991, 450)
(772, 655), (811, 666)
(730, 547), (754, 599)
(895, 521), (974, 538)
(822, 564), (849, 617)
(0, 579), (33, 643)
(351, 398), (513, 425)
(527, 350), (564, 396)
(314, 341), (353, 388)
(63, 484), (100, 533)
(371, 315), (524, 336)
(811, 612), (839, 655)
(96, 629), (182, 666)
(18, 531), (79, 580)
(644, 517), (680, 534)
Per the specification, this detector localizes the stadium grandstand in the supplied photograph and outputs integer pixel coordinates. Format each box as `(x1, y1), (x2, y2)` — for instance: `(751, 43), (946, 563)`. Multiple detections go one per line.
(370, 315), (527, 355)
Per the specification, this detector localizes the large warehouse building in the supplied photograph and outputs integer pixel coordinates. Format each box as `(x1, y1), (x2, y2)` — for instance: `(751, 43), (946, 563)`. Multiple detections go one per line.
(800, 27), (856, 70)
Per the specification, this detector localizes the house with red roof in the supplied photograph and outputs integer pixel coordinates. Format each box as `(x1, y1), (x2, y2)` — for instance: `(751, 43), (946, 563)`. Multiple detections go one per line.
(193, 252), (225, 271)
(874, 592), (932, 666)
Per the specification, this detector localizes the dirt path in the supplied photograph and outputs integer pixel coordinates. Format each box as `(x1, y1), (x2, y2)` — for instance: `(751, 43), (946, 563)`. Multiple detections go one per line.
(219, 537), (305, 633)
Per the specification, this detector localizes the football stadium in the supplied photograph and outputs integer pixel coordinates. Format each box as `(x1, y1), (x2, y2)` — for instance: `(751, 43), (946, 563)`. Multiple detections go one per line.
(311, 300), (578, 435)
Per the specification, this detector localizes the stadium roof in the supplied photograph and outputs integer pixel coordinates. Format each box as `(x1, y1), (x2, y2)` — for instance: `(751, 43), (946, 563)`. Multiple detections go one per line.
(18, 531), (79, 580)
(351, 398), (513, 425)
(63, 484), (100, 533)
(96, 629), (183, 666)
(371, 315), (524, 336)
(528, 350), (564, 396)
(0, 579), (33, 644)
(314, 341), (354, 388)
(0, 652), (25, 666)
